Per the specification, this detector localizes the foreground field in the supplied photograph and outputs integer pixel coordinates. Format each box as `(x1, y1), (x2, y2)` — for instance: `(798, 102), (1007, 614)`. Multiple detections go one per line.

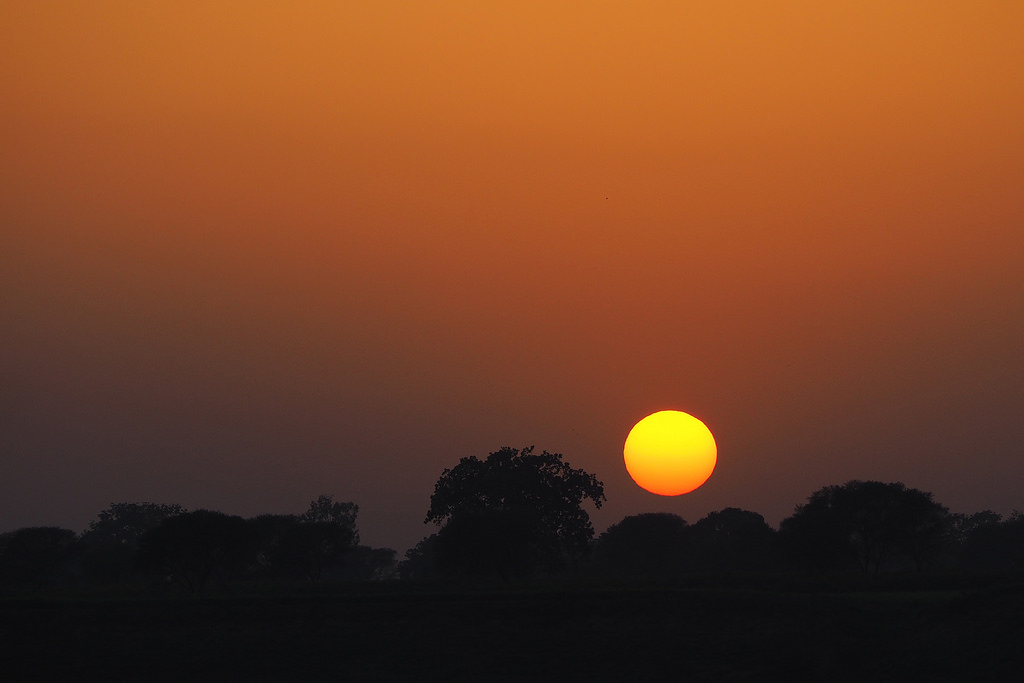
(2, 574), (1022, 681)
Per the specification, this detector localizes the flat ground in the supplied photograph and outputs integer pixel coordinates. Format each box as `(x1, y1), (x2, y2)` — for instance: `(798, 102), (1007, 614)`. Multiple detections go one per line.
(2, 574), (1022, 682)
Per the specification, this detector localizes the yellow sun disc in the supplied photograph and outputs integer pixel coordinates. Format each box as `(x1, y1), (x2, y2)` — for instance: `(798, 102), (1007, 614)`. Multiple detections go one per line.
(624, 410), (717, 496)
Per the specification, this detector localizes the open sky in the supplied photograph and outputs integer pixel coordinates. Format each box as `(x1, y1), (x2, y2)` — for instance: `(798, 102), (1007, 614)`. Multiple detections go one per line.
(3, 2), (1022, 554)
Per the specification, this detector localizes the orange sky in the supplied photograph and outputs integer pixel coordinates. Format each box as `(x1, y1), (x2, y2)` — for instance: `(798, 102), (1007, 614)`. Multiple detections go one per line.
(3, 2), (1023, 552)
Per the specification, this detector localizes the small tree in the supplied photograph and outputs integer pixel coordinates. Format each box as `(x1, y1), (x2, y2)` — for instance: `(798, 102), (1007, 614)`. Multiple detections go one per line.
(426, 446), (605, 578)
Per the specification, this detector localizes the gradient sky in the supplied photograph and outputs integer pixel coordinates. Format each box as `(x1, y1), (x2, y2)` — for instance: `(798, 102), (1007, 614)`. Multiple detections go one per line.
(3, 2), (1022, 553)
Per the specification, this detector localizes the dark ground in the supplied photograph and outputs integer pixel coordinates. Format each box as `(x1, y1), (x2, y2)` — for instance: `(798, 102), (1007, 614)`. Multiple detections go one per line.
(2, 573), (1022, 682)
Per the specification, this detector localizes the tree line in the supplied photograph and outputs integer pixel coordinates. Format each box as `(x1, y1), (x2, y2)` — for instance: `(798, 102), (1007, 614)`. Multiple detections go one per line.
(2, 447), (1022, 591)
(0, 495), (392, 592)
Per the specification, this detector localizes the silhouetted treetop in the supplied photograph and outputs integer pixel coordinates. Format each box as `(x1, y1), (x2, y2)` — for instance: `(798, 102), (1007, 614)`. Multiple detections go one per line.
(77, 502), (186, 584)
(591, 512), (689, 577)
(302, 495), (359, 537)
(959, 510), (1024, 570)
(137, 510), (253, 592)
(246, 496), (361, 583)
(426, 446), (605, 577)
(427, 446), (605, 526)
(780, 480), (952, 573)
(688, 508), (779, 573)
(83, 502), (186, 547)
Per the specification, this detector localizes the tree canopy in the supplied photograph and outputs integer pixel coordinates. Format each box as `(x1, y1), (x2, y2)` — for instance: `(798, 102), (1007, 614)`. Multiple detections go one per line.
(78, 502), (187, 583)
(779, 480), (952, 573)
(243, 496), (361, 583)
(137, 510), (253, 592)
(689, 508), (778, 573)
(426, 446), (605, 577)
(591, 512), (689, 577)
(302, 495), (359, 535)
(83, 502), (186, 548)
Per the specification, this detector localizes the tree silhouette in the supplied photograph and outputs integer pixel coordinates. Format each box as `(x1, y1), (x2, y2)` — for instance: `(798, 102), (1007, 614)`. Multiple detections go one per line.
(949, 509), (1002, 554)
(287, 520), (358, 582)
(84, 502), (187, 546)
(591, 513), (689, 577)
(79, 502), (185, 583)
(689, 508), (778, 573)
(434, 508), (544, 578)
(426, 446), (605, 578)
(137, 510), (253, 592)
(959, 511), (1024, 570)
(302, 495), (359, 534)
(248, 497), (360, 583)
(898, 491), (954, 570)
(779, 480), (952, 573)
(295, 495), (360, 581)
(248, 514), (304, 580)
(399, 534), (440, 580)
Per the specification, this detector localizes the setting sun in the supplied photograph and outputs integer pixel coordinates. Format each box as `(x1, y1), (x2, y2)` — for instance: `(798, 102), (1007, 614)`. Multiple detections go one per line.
(624, 411), (717, 496)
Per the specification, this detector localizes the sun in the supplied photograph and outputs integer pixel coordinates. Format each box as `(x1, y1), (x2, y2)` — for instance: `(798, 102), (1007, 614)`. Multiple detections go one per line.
(623, 410), (717, 496)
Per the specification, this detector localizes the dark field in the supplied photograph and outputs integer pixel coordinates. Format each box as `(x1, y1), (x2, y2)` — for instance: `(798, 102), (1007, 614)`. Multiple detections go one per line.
(2, 574), (1022, 682)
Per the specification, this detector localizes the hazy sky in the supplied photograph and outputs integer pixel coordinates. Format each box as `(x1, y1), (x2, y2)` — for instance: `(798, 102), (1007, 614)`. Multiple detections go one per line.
(3, 2), (1022, 553)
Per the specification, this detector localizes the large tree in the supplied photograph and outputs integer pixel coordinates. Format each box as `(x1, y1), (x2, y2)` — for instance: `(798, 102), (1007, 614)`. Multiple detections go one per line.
(426, 446), (605, 577)
(779, 480), (952, 573)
